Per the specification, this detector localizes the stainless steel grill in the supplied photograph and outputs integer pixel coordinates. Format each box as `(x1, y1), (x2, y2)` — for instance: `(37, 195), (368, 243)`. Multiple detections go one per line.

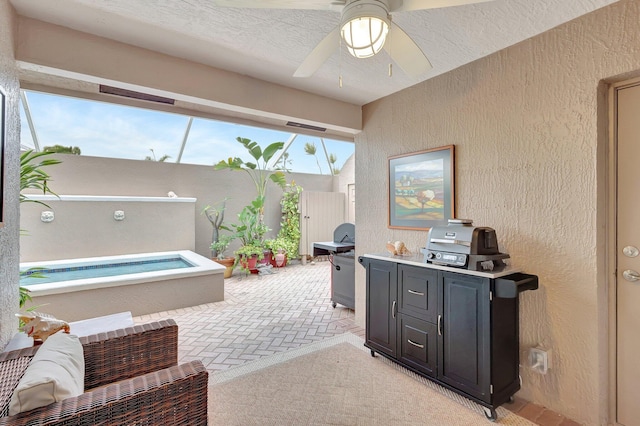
(313, 223), (355, 309)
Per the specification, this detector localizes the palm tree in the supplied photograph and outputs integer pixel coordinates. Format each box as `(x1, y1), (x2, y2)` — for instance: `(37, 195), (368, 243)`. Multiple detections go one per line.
(145, 148), (171, 162)
(328, 153), (339, 175)
(304, 142), (323, 174)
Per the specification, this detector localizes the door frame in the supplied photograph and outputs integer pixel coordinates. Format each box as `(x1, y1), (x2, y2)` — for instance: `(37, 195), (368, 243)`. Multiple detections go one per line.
(606, 76), (640, 426)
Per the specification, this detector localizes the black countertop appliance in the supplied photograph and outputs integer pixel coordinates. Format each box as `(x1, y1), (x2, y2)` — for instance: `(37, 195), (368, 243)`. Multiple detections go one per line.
(313, 223), (355, 309)
(423, 219), (510, 271)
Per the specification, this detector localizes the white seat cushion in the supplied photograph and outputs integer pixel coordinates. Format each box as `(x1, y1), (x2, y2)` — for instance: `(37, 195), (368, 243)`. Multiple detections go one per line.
(8, 332), (84, 415)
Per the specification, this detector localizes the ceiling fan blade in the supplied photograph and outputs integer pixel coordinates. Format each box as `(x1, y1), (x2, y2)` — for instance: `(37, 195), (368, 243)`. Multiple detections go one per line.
(383, 23), (432, 78)
(209, 1), (344, 11)
(293, 27), (340, 78)
(389, 0), (494, 13)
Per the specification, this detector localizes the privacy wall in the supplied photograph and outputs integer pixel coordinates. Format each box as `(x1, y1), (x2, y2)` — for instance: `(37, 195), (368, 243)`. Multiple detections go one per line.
(19, 154), (337, 261)
(354, 1), (640, 424)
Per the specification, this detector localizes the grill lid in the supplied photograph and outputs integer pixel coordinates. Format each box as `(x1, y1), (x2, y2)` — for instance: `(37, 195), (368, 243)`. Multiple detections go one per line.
(312, 223), (355, 256)
(333, 223), (355, 244)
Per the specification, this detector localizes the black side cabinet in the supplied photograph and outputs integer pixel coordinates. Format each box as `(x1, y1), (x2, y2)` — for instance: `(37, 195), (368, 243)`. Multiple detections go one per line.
(359, 255), (537, 422)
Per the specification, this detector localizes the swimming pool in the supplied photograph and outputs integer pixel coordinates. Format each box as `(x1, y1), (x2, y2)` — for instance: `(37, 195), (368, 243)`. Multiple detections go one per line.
(19, 250), (226, 322)
(21, 256), (194, 285)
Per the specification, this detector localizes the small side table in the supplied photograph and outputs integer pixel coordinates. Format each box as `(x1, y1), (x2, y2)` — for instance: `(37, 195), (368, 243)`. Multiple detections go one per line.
(2, 311), (134, 353)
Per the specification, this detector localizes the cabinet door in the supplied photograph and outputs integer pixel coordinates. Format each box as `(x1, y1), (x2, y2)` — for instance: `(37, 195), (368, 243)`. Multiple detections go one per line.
(365, 259), (398, 357)
(398, 314), (437, 377)
(398, 264), (437, 322)
(438, 271), (491, 402)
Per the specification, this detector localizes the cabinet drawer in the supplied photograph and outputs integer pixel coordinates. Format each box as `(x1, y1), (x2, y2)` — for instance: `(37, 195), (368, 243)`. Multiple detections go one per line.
(398, 315), (437, 377)
(398, 265), (437, 322)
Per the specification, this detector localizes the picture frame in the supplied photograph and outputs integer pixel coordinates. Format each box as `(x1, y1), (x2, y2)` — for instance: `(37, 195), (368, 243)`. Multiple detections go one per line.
(0, 86), (5, 228)
(388, 145), (455, 230)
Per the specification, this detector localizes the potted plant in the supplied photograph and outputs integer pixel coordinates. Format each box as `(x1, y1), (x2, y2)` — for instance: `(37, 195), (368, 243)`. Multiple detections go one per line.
(210, 234), (236, 278)
(215, 137), (287, 253)
(264, 237), (293, 268)
(229, 199), (271, 273)
(203, 198), (230, 258)
(234, 243), (264, 274)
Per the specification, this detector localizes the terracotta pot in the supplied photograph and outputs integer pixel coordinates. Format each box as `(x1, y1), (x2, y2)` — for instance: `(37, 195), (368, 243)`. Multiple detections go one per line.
(239, 254), (259, 274)
(270, 250), (287, 268)
(213, 257), (234, 278)
(259, 249), (273, 266)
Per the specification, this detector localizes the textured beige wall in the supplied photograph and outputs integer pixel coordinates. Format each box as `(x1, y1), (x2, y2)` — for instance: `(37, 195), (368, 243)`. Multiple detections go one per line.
(335, 153), (355, 220)
(20, 154), (336, 260)
(20, 198), (196, 262)
(355, 1), (640, 424)
(0, 1), (20, 349)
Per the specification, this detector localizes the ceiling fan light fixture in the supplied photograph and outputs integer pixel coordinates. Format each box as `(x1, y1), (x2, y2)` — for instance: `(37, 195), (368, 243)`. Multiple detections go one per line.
(340, 1), (390, 59)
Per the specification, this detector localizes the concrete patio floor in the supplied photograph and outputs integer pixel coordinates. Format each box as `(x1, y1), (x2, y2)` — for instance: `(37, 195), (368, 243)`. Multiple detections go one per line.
(133, 260), (577, 426)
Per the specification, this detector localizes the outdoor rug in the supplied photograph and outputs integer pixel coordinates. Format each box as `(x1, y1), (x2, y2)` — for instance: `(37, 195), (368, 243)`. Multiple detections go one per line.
(208, 334), (536, 425)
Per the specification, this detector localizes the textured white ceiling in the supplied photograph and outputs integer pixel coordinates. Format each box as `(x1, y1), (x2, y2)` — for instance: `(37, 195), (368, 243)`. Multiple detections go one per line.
(10, 0), (620, 106)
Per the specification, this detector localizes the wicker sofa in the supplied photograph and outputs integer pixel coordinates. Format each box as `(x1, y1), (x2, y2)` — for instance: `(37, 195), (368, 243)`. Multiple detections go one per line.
(0, 319), (208, 425)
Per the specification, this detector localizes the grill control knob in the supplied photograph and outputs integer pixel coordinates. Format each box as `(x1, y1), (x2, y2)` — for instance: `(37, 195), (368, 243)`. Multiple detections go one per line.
(426, 252), (435, 259)
(435, 253), (442, 260)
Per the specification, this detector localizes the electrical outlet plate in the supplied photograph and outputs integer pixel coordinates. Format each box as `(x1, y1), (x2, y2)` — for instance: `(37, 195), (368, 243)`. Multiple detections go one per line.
(529, 347), (551, 374)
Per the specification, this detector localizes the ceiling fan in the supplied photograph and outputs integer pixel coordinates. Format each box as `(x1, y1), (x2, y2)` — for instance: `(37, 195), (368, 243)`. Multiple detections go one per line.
(209, 0), (494, 78)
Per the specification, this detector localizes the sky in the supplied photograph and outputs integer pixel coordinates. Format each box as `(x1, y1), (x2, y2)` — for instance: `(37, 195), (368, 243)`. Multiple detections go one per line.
(19, 91), (354, 175)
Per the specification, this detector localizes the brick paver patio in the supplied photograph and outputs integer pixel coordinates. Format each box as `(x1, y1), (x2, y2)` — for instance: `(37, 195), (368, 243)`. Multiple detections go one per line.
(134, 260), (362, 372)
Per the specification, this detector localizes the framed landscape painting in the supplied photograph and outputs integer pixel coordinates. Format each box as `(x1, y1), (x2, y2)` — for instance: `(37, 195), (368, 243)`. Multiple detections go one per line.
(388, 145), (455, 230)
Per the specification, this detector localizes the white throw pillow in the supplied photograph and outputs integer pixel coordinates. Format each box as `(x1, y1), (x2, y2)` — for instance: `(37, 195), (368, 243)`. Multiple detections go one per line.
(8, 332), (84, 416)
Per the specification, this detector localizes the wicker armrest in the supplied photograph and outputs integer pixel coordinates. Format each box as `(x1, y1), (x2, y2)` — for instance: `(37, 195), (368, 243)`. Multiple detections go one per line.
(0, 360), (208, 426)
(80, 319), (178, 389)
(0, 346), (39, 364)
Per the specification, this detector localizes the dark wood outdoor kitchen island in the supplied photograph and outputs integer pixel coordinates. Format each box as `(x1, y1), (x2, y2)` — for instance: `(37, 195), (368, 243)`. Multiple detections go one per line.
(359, 253), (538, 422)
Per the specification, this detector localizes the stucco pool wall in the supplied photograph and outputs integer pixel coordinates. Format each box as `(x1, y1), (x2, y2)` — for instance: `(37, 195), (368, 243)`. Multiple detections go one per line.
(20, 251), (225, 322)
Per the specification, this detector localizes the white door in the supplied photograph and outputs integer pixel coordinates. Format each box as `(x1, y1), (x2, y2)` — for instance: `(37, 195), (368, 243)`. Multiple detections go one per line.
(347, 184), (355, 224)
(299, 191), (346, 257)
(615, 82), (640, 426)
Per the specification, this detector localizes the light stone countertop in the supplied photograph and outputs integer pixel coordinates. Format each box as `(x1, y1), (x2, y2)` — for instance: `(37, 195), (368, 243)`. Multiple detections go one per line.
(359, 252), (521, 279)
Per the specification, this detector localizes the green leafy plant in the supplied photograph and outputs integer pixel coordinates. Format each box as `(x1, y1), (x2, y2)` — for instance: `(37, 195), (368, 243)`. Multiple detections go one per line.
(277, 182), (302, 259)
(215, 138), (288, 269)
(19, 150), (60, 318)
(229, 197), (271, 247)
(233, 243), (265, 272)
(19, 286), (32, 309)
(43, 145), (81, 155)
(214, 137), (287, 216)
(234, 244), (264, 258)
(210, 234), (236, 259)
(20, 149), (61, 207)
(264, 237), (295, 257)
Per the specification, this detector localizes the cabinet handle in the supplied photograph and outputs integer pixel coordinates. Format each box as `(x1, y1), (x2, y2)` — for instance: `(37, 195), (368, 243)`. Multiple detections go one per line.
(392, 300), (397, 318)
(407, 339), (424, 349)
(408, 289), (424, 296)
(437, 315), (442, 336)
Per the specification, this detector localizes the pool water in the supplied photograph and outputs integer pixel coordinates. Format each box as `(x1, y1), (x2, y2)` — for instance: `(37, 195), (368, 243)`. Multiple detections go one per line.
(20, 257), (193, 285)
